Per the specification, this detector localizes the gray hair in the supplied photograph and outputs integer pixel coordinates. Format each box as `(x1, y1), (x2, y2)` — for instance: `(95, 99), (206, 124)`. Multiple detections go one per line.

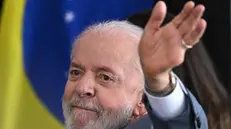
(79, 20), (143, 41)
(71, 20), (144, 56)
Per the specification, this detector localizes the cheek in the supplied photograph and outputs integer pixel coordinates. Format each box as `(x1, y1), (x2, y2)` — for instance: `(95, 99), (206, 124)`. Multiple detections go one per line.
(96, 88), (134, 110)
(63, 81), (75, 101)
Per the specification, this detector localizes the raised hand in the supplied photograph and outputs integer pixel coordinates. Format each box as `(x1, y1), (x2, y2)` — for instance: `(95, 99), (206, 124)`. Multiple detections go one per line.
(139, 1), (207, 91)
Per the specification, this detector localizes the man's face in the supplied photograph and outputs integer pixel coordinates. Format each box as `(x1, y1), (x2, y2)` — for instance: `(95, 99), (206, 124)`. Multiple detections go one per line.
(62, 30), (145, 129)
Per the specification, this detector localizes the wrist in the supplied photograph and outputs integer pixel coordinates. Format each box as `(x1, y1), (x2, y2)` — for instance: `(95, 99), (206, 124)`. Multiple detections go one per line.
(145, 72), (176, 96)
(146, 71), (170, 91)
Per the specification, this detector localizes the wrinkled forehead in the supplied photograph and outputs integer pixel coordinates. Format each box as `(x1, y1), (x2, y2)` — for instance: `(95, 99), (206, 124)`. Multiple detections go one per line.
(72, 29), (140, 64)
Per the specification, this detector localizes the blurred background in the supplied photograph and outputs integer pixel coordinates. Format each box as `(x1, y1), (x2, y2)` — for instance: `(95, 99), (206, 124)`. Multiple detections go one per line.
(0, 0), (230, 129)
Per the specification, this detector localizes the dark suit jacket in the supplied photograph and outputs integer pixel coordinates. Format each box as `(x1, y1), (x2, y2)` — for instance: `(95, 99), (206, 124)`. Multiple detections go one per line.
(125, 87), (207, 129)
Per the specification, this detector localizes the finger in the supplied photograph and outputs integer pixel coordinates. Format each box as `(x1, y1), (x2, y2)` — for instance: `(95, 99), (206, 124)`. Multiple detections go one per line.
(179, 5), (205, 36)
(145, 1), (167, 34)
(172, 1), (195, 27)
(184, 19), (207, 45)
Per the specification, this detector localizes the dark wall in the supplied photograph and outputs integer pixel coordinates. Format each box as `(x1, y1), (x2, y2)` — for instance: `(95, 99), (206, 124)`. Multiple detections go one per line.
(162, 0), (231, 92)
(0, 0), (3, 18)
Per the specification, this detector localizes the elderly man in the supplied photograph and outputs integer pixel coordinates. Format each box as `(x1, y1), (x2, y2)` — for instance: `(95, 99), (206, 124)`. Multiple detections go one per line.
(62, 1), (207, 129)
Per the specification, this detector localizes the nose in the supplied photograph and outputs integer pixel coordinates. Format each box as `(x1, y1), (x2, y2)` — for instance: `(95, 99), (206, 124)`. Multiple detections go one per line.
(75, 75), (95, 98)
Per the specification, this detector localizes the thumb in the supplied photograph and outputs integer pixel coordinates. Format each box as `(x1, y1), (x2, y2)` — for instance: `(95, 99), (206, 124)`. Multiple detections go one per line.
(145, 1), (167, 33)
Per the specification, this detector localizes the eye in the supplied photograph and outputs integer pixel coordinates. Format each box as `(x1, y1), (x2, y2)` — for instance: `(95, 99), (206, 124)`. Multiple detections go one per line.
(102, 74), (110, 81)
(99, 74), (113, 82)
(69, 69), (82, 79)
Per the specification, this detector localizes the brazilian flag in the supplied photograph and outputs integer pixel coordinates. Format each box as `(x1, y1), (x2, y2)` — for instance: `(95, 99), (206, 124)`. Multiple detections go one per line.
(0, 0), (153, 129)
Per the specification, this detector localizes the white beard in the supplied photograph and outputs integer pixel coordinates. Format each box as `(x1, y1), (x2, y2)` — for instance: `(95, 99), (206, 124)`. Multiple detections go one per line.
(62, 97), (133, 129)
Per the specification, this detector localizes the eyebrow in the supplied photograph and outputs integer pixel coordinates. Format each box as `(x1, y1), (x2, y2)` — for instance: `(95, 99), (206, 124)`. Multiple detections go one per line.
(70, 61), (118, 75)
(70, 62), (116, 74)
(70, 62), (85, 70)
(96, 66), (117, 75)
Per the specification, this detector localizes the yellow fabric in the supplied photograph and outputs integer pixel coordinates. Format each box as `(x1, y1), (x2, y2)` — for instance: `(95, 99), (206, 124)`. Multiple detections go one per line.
(0, 0), (64, 129)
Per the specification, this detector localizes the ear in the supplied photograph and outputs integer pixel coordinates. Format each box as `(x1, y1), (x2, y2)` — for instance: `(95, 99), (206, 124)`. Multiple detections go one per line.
(131, 101), (147, 121)
(134, 102), (147, 115)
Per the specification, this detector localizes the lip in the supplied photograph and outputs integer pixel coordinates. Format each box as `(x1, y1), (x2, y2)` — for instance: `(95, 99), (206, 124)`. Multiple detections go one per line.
(71, 106), (96, 112)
